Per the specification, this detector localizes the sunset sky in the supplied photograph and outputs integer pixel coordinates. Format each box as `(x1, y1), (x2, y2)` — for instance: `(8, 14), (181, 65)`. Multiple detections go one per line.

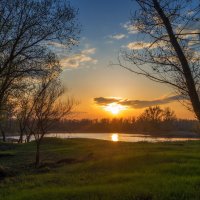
(54, 0), (194, 119)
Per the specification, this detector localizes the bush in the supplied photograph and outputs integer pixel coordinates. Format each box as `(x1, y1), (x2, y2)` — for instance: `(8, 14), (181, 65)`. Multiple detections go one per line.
(0, 165), (15, 179)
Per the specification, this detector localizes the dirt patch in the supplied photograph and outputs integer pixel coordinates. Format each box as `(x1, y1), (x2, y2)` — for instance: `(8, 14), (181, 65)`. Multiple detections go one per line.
(0, 166), (16, 180)
(0, 153), (14, 158)
(0, 144), (15, 151)
(39, 152), (94, 169)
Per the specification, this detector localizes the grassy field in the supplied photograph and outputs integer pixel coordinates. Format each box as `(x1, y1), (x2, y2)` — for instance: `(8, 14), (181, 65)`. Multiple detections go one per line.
(1, 138), (200, 200)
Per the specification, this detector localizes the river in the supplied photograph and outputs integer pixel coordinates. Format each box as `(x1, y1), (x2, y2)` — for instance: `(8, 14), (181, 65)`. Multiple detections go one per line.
(4, 133), (200, 143)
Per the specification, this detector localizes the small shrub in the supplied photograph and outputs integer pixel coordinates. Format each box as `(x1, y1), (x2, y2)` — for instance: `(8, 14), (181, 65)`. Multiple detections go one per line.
(0, 165), (11, 179)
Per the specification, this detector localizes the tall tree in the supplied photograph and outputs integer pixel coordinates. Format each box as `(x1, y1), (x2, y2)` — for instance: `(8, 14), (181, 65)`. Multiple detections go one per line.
(121, 0), (200, 120)
(15, 85), (36, 143)
(0, 0), (79, 109)
(0, 100), (15, 142)
(31, 74), (74, 167)
(15, 56), (62, 143)
(0, 0), (79, 140)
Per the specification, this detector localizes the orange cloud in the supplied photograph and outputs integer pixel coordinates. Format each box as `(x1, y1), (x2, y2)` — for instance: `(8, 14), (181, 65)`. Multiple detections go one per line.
(94, 95), (186, 109)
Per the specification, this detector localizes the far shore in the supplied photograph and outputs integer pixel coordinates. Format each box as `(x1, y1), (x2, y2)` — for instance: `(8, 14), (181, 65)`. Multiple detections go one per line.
(50, 131), (200, 138)
(3, 130), (200, 139)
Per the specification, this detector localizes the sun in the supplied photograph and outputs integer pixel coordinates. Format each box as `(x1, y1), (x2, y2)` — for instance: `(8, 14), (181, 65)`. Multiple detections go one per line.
(111, 134), (119, 142)
(104, 103), (125, 115)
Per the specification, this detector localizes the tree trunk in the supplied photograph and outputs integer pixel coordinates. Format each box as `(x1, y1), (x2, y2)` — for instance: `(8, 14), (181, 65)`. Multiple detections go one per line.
(35, 141), (41, 168)
(18, 134), (23, 143)
(0, 124), (6, 142)
(153, 0), (200, 121)
(18, 124), (24, 143)
(26, 131), (33, 143)
(1, 129), (6, 142)
(27, 134), (31, 143)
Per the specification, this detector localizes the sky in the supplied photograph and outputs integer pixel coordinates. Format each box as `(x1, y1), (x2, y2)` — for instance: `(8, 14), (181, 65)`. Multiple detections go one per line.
(57, 0), (195, 120)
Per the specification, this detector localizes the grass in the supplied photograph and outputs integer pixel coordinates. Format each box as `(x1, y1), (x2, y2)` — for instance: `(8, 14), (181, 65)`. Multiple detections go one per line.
(1, 138), (200, 200)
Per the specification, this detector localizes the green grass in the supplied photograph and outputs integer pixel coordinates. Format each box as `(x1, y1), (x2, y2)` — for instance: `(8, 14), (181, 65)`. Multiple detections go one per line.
(1, 138), (200, 200)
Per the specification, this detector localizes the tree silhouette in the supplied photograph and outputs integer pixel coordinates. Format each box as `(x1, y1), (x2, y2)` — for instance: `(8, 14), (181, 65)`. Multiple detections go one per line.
(33, 77), (74, 167)
(0, 0), (79, 140)
(137, 106), (176, 131)
(121, 0), (200, 120)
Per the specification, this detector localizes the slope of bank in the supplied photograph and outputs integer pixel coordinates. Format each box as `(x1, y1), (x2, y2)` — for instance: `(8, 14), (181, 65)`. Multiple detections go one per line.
(1, 138), (200, 200)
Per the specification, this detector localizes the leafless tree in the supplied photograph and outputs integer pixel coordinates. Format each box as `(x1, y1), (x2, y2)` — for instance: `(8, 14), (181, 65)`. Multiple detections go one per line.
(15, 88), (34, 143)
(137, 106), (176, 131)
(162, 107), (176, 122)
(121, 0), (200, 120)
(0, 0), (79, 140)
(138, 106), (163, 122)
(15, 55), (62, 143)
(27, 72), (75, 167)
(0, 100), (15, 141)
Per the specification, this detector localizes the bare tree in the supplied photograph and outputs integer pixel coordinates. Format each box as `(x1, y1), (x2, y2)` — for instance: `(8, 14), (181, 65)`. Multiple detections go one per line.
(15, 55), (63, 144)
(137, 106), (163, 130)
(162, 107), (176, 130)
(15, 88), (34, 143)
(136, 106), (176, 131)
(162, 107), (176, 122)
(0, 100), (15, 141)
(121, 0), (200, 120)
(27, 72), (74, 167)
(0, 0), (79, 132)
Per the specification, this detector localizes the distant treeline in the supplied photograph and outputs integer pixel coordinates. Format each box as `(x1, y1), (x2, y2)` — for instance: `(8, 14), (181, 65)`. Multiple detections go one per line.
(49, 106), (199, 133)
(49, 118), (198, 133)
(3, 106), (199, 135)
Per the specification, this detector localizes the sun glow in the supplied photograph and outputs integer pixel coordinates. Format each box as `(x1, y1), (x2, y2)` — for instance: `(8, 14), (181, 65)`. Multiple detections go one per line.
(104, 103), (126, 115)
(111, 134), (119, 142)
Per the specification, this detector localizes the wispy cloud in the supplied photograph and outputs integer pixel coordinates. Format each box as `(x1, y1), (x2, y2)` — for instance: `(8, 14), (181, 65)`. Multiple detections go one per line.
(109, 34), (127, 40)
(60, 48), (98, 68)
(126, 40), (167, 50)
(47, 41), (67, 48)
(81, 48), (96, 54)
(126, 41), (152, 50)
(47, 39), (79, 48)
(94, 95), (185, 109)
(123, 22), (138, 34)
(47, 41), (98, 69)
(94, 97), (121, 105)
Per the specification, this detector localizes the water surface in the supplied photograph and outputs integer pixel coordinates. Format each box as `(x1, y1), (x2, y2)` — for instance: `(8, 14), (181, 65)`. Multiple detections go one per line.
(5, 133), (200, 143)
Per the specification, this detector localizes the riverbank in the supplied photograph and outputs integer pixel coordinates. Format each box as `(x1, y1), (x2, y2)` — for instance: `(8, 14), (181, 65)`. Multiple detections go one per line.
(1, 138), (200, 199)
(49, 130), (200, 138)
(3, 131), (200, 144)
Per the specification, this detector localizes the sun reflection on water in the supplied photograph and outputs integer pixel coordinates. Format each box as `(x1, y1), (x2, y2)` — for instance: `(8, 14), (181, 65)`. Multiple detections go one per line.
(111, 134), (119, 142)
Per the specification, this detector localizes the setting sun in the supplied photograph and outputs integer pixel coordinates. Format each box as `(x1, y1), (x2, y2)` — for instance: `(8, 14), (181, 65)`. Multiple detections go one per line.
(111, 134), (119, 142)
(104, 103), (126, 115)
